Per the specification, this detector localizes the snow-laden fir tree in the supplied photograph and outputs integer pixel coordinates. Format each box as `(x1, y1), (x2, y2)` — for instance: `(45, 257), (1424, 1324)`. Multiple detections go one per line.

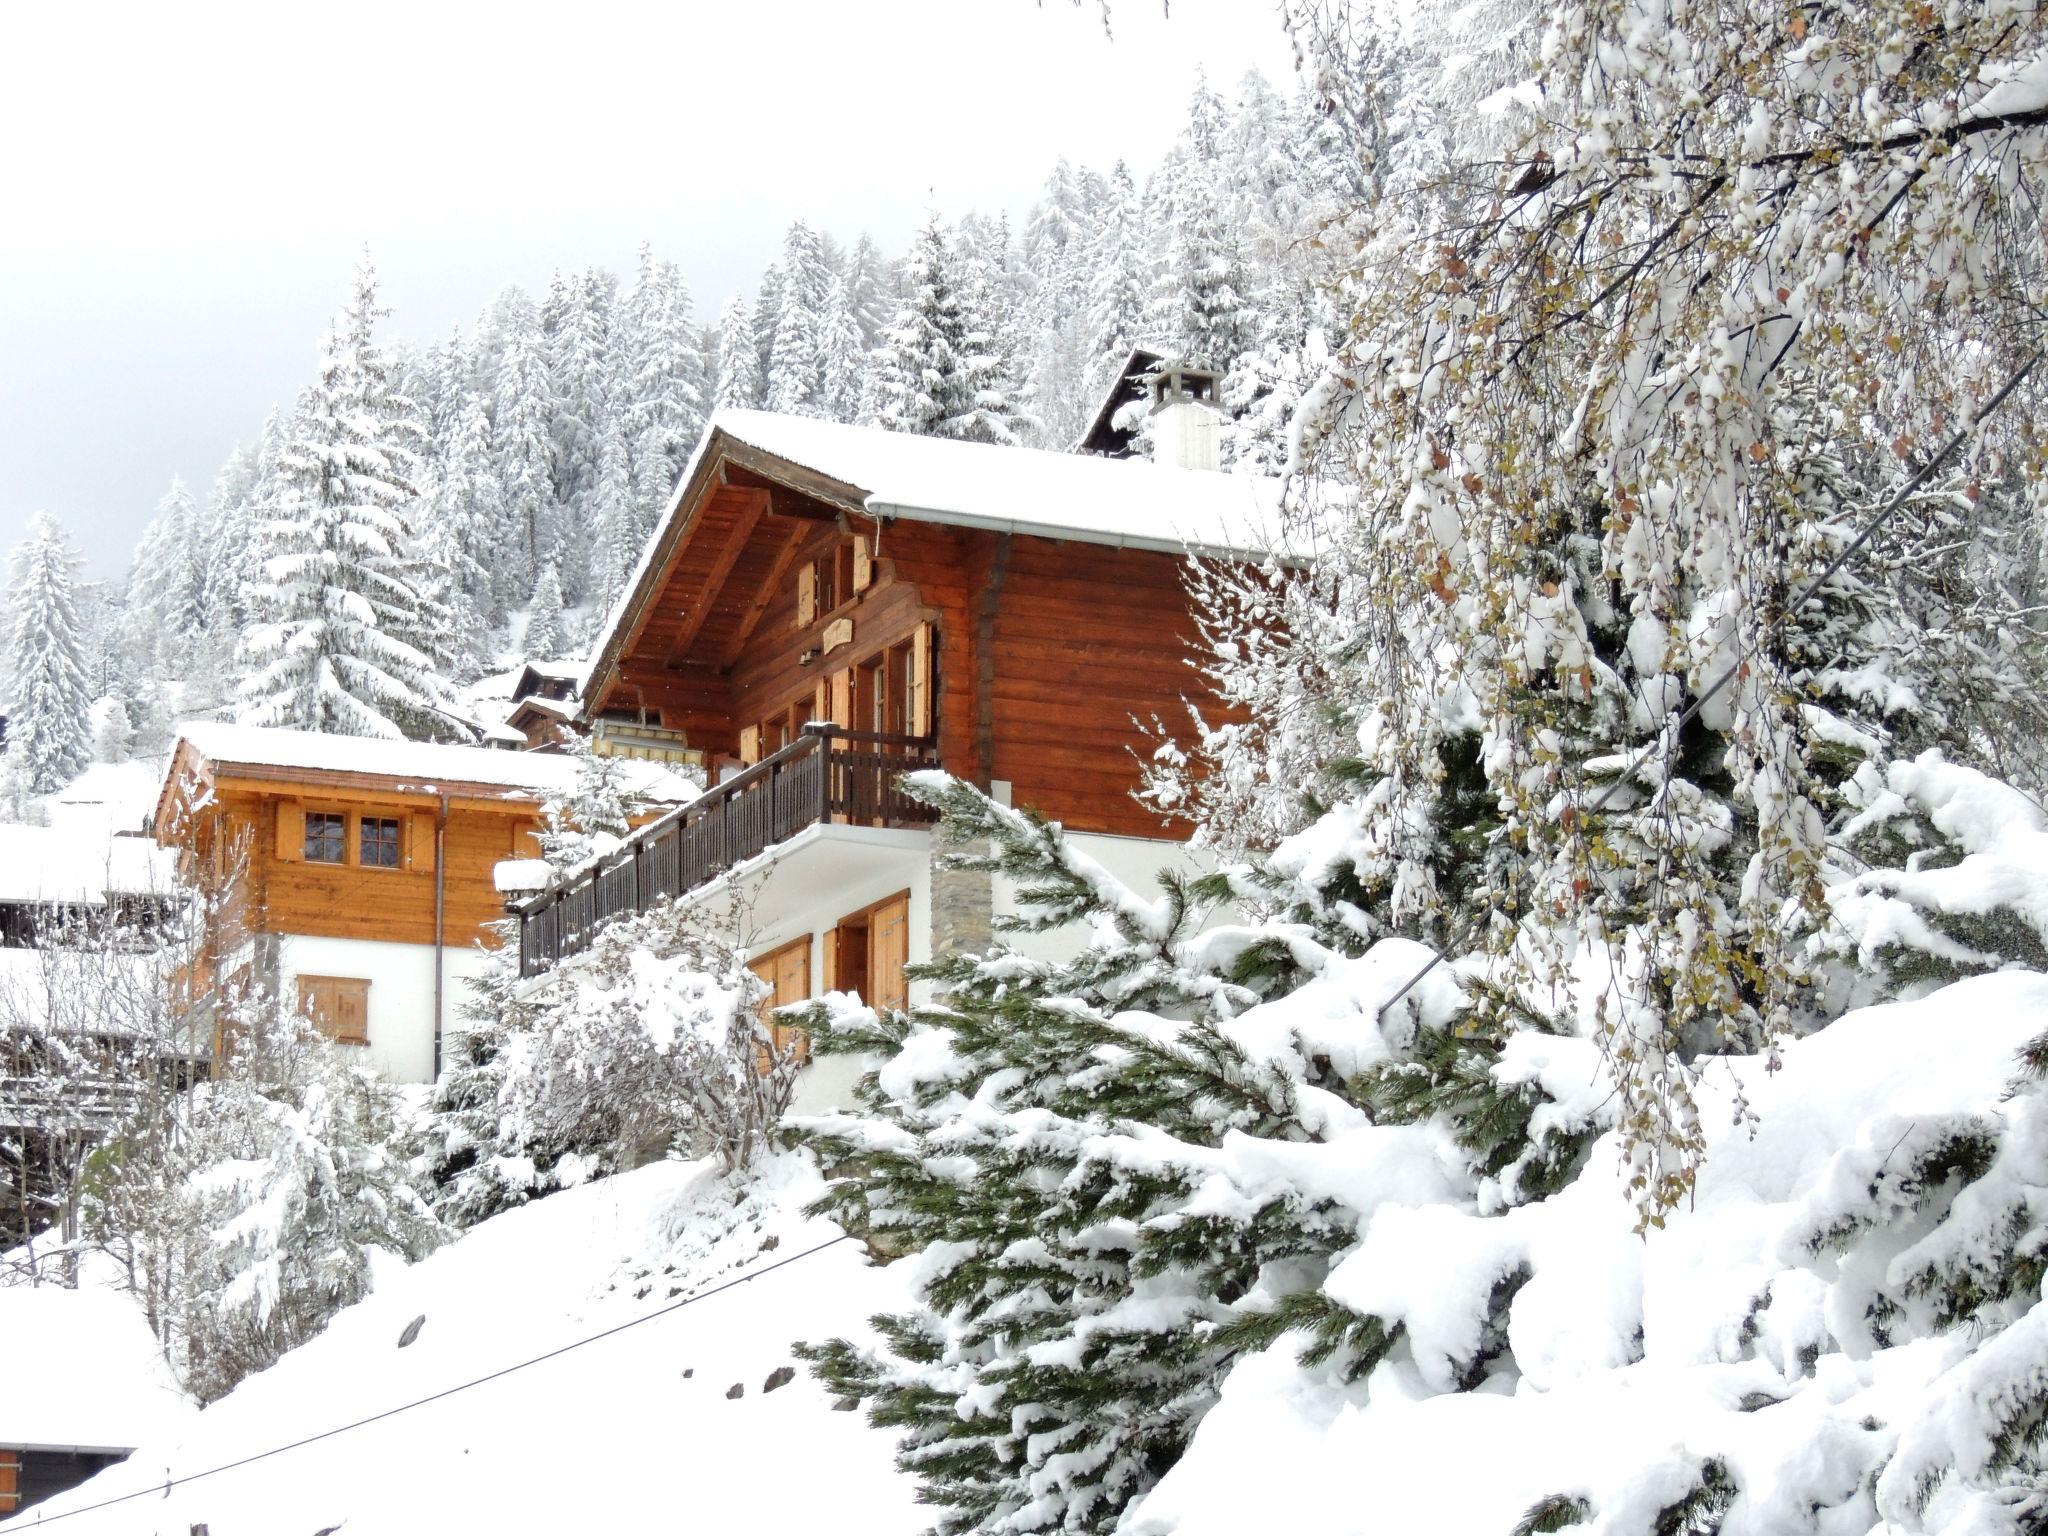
(713, 295), (762, 410)
(876, 213), (1006, 441)
(489, 286), (560, 606)
(124, 477), (206, 676)
(3, 511), (93, 793)
(589, 412), (643, 610)
(523, 560), (568, 662)
(235, 254), (458, 741)
(622, 257), (705, 530)
(767, 219), (834, 417)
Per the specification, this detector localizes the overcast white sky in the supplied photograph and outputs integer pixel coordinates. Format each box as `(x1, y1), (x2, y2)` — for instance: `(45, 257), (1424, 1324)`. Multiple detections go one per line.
(0, 0), (1293, 578)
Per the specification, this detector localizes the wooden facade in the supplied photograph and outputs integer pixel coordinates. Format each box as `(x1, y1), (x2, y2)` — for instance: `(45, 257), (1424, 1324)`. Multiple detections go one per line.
(157, 748), (549, 958)
(588, 434), (1228, 841)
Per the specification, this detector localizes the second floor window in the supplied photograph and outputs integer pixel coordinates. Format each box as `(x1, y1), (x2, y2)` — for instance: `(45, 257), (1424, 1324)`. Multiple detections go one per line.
(305, 813), (347, 864)
(360, 816), (402, 868)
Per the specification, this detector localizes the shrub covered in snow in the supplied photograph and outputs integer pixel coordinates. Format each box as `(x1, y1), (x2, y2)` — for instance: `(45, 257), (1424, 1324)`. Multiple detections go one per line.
(422, 895), (799, 1228)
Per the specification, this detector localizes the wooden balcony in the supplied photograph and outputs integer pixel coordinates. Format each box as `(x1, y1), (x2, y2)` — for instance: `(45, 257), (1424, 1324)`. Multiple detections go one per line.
(516, 725), (941, 978)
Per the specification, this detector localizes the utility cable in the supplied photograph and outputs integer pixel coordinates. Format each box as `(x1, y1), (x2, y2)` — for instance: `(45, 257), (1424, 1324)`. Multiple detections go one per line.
(10, 1232), (856, 1529)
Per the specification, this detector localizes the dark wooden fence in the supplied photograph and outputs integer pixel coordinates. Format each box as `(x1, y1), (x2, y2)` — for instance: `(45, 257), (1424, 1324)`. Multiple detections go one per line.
(516, 725), (940, 977)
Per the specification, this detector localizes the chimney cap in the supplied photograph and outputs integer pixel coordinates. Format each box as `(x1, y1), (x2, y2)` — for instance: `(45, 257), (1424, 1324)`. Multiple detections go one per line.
(1143, 361), (1223, 412)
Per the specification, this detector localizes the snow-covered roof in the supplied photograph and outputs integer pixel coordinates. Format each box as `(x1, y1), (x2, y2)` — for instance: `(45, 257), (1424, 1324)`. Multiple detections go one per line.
(706, 409), (1286, 557)
(0, 825), (179, 904)
(589, 409), (1293, 706)
(166, 723), (695, 805)
(0, 1283), (192, 1451)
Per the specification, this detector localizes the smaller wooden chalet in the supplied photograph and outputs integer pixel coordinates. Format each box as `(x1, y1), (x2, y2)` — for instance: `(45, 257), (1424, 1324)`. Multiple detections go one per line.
(155, 723), (693, 1084)
(516, 407), (1283, 1107)
(0, 1282), (191, 1517)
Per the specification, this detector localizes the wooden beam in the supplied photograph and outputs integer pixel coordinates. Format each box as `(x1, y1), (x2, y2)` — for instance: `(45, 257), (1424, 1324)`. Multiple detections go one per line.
(664, 487), (769, 668)
(720, 518), (811, 671)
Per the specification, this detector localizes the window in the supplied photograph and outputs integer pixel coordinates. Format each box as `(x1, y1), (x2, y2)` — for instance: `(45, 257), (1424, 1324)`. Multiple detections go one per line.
(359, 816), (402, 868)
(304, 812), (346, 864)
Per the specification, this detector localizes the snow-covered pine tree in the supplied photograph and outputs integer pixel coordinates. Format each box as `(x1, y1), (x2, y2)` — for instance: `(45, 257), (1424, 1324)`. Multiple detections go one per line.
(841, 233), (895, 353)
(766, 220), (834, 417)
(124, 478), (207, 677)
(489, 286), (560, 609)
(712, 295), (762, 410)
(235, 254), (459, 741)
(88, 694), (135, 763)
(1081, 160), (1154, 397)
(622, 258), (706, 532)
(795, 772), (1512, 1535)
(589, 412), (643, 610)
(818, 274), (869, 422)
(548, 265), (617, 518)
(523, 561), (568, 662)
(875, 213), (983, 440)
(2, 511), (93, 793)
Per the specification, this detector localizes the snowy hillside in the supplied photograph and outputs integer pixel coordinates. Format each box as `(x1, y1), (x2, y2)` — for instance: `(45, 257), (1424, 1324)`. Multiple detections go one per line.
(4, 1156), (919, 1536)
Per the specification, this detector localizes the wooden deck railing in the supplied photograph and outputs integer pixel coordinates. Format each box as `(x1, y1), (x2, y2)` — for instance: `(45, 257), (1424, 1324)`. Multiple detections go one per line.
(516, 725), (941, 977)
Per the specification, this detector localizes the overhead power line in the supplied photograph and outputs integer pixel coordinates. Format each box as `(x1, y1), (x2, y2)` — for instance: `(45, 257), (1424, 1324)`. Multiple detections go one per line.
(12, 1232), (855, 1530)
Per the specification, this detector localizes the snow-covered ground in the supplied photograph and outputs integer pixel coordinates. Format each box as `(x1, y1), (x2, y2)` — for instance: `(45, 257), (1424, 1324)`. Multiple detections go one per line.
(3, 1155), (920, 1535)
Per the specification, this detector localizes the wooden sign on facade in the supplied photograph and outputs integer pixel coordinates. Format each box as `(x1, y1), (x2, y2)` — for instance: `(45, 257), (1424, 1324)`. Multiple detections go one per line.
(821, 616), (854, 654)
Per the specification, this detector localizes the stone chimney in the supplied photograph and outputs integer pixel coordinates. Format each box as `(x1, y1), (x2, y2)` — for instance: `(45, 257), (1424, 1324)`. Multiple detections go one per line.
(1145, 362), (1225, 472)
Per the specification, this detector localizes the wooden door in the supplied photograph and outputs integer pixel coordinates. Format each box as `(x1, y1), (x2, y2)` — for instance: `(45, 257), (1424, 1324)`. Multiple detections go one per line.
(747, 935), (811, 1063)
(867, 895), (910, 1015)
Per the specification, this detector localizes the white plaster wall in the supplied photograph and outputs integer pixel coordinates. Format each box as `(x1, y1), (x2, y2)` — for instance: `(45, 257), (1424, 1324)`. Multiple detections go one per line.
(996, 831), (1220, 968)
(277, 935), (493, 1086)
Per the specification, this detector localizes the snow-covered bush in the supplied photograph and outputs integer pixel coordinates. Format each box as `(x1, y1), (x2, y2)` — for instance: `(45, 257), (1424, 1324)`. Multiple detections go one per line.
(166, 1008), (443, 1402)
(422, 894), (797, 1227)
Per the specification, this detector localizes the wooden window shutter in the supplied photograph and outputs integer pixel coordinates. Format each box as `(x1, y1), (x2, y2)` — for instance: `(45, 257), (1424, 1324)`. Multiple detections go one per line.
(910, 622), (933, 738)
(822, 927), (840, 991)
(276, 802), (305, 862)
(813, 678), (829, 727)
(829, 669), (853, 729)
(407, 812), (437, 873)
(298, 976), (370, 1045)
(739, 725), (762, 766)
(795, 561), (817, 628)
(867, 895), (910, 1014)
(852, 535), (873, 593)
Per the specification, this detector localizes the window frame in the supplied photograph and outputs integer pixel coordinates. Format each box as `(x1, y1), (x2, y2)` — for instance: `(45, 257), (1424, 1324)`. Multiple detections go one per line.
(358, 814), (403, 869)
(303, 810), (348, 865)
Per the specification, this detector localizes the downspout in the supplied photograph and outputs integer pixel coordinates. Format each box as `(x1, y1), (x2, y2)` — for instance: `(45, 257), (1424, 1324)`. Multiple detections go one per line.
(433, 793), (448, 1079)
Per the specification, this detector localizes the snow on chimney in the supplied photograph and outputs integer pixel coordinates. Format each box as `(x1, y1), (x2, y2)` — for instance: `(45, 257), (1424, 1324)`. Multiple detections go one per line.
(1145, 362), (1224, 472)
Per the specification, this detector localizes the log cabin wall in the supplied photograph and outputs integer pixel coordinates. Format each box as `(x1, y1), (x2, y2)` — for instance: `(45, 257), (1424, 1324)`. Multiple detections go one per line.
(595, 463), (1230, 841)
(202, 785), (542, 951)
(987, 535), (1207, 838)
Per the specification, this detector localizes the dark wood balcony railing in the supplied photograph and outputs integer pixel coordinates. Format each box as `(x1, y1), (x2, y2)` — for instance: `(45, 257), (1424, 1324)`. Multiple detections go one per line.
(516, 725), (940, 978)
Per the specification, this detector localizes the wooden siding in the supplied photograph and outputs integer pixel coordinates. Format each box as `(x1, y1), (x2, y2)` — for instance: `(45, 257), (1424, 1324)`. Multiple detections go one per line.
(202, 787), (541, 951)
(593, 452), (1235, 841)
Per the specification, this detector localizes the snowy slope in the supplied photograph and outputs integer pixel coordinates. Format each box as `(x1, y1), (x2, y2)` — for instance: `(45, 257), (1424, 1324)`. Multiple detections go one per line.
(4, 1156), (921, 1536)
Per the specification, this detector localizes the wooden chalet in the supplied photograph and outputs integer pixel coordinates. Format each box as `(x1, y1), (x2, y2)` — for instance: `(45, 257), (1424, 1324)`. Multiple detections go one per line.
(517, 409), (1282, 1102)
(155, 723), (692, 1084)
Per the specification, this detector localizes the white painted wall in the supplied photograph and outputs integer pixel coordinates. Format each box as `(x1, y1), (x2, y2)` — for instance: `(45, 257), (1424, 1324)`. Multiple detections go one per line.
(276, 934), (494, 1085)
(996, 830), (1219, 968)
